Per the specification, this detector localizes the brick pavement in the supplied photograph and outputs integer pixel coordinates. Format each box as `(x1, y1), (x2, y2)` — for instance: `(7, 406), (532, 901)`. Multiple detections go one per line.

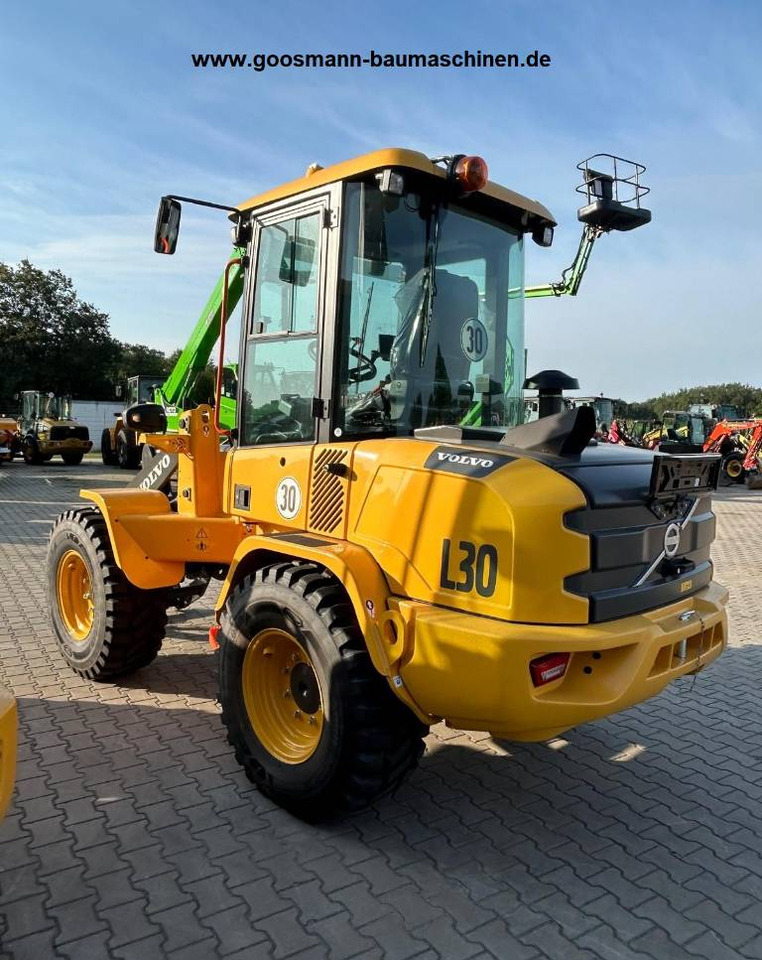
(0, 459), (761, 959)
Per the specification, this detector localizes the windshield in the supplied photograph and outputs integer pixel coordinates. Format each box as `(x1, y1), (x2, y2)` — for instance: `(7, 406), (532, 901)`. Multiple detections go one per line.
(42, 396), (70, 419)
(336, 179), (525, 437)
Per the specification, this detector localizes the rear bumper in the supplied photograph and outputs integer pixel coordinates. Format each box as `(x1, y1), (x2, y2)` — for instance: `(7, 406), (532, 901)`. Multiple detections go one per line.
(0, 691), (17, 819)
(396, 581), (728, 741)
(43, 440), (92, 452)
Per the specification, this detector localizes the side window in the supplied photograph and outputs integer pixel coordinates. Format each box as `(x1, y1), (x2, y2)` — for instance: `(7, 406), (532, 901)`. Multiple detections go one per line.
(251, 214), (320, 335)
(242, 210), (322, 446)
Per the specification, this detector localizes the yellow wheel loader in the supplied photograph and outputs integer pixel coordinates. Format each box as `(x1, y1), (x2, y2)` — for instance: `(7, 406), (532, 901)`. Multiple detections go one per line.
(20, 392), (92, 465)
(46, 149), (727, 819)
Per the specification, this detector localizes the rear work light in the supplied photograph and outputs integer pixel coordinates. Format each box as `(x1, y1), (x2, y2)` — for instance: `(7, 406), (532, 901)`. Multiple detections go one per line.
(448, 155), (489, 193)
(530, 652), (570, 687)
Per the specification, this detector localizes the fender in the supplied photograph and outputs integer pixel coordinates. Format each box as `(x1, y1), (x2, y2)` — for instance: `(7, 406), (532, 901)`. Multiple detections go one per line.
(215, 532), (429, 722)
(80, 489), (243, 590)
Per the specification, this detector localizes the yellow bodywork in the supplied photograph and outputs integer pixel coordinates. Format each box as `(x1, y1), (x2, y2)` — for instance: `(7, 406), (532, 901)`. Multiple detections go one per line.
(80, 404), (728, 741)
(0, 685), (17, 820)
(235, 147), (556, 225)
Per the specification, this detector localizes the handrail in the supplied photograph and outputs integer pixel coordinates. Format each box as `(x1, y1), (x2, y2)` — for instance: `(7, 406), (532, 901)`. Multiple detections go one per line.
(214, 256), (245, 434)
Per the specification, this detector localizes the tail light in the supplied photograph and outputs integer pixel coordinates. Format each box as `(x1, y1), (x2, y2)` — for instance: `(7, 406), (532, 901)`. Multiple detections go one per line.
(530, 652), (570, 686)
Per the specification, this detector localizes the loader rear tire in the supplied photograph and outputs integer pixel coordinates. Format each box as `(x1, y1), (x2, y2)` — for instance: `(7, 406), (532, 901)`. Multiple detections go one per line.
(47, 506), (169, 679)
(218, 562), (427, 820)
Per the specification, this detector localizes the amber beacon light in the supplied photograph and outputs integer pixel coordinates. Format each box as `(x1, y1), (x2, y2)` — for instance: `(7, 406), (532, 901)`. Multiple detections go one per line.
(448, 154), (489, 192)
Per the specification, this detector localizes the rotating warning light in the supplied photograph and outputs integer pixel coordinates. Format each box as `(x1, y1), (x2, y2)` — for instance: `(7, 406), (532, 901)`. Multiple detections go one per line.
(449, 155), (489, 193)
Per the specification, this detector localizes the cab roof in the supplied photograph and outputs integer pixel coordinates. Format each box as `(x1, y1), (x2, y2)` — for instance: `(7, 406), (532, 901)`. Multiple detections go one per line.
(235, 147), (556, 228)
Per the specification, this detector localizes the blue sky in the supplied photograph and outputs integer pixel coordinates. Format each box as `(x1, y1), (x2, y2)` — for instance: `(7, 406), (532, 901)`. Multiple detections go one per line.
(1, 0), (760, 400)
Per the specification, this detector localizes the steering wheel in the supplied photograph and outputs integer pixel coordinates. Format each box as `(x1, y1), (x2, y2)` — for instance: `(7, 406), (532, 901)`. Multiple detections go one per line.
(348, 346), (379, 384)
(254, 431), (292, 445)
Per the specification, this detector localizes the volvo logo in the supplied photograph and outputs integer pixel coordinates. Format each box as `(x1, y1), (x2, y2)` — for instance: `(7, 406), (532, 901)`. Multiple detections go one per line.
(664, 522), (682, 558)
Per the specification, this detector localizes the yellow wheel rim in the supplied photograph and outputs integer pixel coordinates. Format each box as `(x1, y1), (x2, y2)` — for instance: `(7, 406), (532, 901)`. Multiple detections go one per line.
(242, 628), (324, 764)
(726, 459), (743, 478)
(56, 549), (94, 642)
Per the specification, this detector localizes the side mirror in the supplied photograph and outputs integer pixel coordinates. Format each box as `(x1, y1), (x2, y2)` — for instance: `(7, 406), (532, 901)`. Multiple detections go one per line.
(154, 197), (181, 254)
(125, 402), (167, 434)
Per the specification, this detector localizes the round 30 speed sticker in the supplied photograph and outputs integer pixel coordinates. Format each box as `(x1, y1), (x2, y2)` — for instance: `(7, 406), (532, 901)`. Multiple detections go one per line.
(275, 477), (302, 520)
(460, 317), (488, 362)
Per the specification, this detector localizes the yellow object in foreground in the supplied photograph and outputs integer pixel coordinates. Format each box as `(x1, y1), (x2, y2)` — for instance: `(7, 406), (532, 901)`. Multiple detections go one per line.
(0, 686), (17, 820)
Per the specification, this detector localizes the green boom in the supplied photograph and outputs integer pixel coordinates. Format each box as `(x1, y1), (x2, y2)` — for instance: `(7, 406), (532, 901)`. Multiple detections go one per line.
(153, 248), (245, 430)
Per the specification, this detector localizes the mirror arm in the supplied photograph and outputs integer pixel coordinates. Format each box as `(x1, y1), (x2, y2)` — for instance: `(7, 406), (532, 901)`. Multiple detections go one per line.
(166, 194), (242, 215)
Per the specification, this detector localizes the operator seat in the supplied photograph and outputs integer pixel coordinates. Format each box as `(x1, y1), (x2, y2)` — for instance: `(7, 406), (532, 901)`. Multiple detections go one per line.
(389, 268), (479, 426)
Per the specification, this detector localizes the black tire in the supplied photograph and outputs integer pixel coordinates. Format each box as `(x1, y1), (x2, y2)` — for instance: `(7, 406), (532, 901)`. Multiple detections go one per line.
(720, 452), (745, 486)
(101, 429), (118, 466)
(22, 436), (43, 465)
(47, 506), (169, 679)
(61, 451), (84, 466)
(116, 430), (140, 469)
(219, 562), (427, 820)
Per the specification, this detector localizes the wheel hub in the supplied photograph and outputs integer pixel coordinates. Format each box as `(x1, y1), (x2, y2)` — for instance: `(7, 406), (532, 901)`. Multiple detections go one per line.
(290, 661), (321, 714)
(56, 550), (94, 642)
(242, 628), (324, 764)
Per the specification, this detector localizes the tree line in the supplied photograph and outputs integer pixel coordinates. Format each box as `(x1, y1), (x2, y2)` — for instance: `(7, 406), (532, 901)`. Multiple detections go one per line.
(0, 260), (214, 413)
(613, 384), (762, 422)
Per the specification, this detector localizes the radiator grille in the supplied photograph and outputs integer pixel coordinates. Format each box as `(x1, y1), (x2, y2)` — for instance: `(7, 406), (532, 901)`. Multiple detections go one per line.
(309, 448), (348, 534)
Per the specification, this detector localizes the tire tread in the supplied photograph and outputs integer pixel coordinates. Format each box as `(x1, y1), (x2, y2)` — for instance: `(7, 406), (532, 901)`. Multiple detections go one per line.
(219, 561), (427, 819)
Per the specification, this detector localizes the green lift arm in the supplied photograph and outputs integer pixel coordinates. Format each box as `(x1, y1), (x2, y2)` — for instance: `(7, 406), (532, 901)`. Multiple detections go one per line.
(524, 225), (602, 299)
(153, 247), (245, 430)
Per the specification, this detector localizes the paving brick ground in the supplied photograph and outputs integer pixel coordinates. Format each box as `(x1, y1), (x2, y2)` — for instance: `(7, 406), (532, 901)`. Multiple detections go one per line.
(0, 459), (761, 960)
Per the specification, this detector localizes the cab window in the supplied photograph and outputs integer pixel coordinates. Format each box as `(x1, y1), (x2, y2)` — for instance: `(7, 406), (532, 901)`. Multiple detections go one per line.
(241, 210), (322, 446)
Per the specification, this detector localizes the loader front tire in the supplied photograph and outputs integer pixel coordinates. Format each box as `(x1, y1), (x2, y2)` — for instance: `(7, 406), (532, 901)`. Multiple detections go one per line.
(218, 562), (426, 820)
(22, 437), (43, 465)
(116, 431), (140, 470)
(47, 506), (169, 679)
(721, 452), (745, 485)
(101, 429), (117, 466)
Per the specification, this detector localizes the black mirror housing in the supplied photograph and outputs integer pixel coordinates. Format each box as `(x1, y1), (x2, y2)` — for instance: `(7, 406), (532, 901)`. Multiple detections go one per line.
(125, 402), (167, 434)
(154, 197), (181, 254)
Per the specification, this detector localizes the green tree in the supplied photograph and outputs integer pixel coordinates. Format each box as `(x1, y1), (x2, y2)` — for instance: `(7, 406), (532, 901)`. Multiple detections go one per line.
(112, 343), (174, 385)
(644, 384), (762, 418)
(0, 260), (119, 402)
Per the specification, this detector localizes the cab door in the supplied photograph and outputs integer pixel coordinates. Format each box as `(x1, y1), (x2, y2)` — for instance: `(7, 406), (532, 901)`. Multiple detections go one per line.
(228, 188), (339, 531)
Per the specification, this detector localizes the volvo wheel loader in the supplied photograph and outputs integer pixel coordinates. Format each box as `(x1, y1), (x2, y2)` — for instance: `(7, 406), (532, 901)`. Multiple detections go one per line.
(46, 149), (727, 819)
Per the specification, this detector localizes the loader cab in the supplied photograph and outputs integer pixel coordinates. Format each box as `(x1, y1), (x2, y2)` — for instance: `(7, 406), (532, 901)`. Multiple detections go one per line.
(571, 396), (615, 432)
(126, 376), (158, 406)
(233, 152), (542, 451)
(20, 391), (72, 431)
